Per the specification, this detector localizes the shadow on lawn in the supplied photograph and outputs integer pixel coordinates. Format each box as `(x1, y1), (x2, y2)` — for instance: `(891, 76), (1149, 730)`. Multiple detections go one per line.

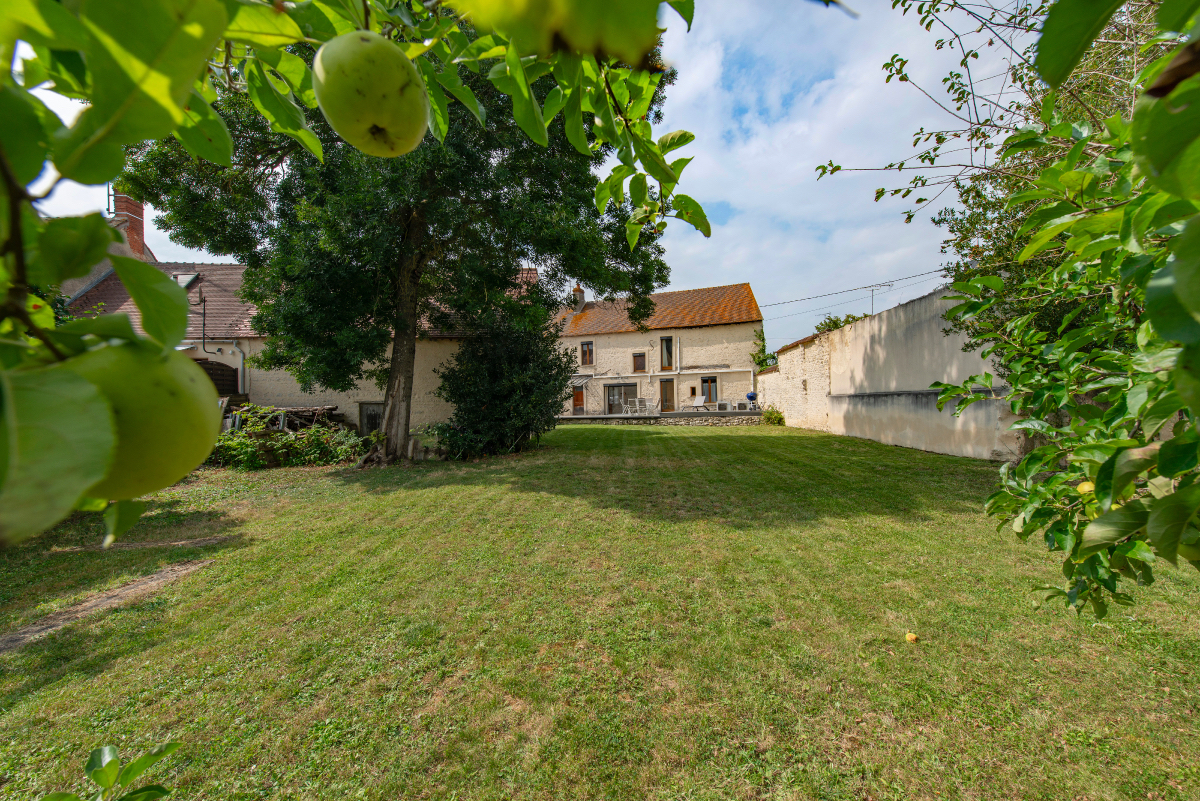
(0, 500), (249, 706)
(331, 426), (1001, 529)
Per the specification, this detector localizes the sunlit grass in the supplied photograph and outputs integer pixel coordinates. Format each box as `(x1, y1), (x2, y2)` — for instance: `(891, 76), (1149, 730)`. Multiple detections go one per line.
(1, 425), (1197, 800)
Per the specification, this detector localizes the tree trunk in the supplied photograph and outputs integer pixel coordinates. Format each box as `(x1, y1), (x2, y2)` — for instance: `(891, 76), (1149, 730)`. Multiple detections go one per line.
(360, 213), (427, 467)
(377, 276), (420, 463)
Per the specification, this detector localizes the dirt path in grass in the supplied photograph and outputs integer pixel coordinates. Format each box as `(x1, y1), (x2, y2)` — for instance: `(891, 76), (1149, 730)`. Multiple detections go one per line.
(0, 560), (212, 654)
(54, 536), (234, 553)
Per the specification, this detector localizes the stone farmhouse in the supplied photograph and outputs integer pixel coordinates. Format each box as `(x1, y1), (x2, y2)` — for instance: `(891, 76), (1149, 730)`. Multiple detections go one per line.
(67, 197), (764, 432)
(557, 283), (762, 416)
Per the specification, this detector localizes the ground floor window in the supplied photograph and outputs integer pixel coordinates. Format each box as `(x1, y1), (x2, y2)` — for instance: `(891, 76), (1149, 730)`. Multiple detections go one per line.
(605, 383), (637, 414)
(701, 376), (717, 403)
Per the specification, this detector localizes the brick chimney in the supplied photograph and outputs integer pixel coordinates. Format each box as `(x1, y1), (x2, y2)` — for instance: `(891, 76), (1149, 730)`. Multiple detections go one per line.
(112, 192), (145, 257)
(572, 284), (585, 312)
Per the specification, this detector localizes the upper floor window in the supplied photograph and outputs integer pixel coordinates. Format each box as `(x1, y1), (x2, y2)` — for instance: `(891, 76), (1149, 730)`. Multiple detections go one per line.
(633, 352), (646, 373)
(580, 342), (594, 365)
(660, 337), (673, 369)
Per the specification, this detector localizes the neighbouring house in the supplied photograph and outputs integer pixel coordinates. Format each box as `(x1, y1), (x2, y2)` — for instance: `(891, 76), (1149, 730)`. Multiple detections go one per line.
(66, 196), (459, 433)
(67, 197), (767, 431)
(558, 283), (763, 416)
(755, 287), (1027, 460)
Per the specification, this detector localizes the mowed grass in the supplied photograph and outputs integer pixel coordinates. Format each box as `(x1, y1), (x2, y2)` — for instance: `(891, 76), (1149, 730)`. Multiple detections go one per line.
(1, 425), (1198, 801)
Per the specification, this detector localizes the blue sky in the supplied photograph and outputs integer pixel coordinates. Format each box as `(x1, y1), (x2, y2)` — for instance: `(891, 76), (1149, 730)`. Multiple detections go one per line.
(35, 0), (976, 349)
(652, 0), (984, 348)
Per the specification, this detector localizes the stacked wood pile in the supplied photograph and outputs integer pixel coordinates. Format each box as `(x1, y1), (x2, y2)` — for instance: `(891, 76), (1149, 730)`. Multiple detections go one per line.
(223, 405), (347, 433)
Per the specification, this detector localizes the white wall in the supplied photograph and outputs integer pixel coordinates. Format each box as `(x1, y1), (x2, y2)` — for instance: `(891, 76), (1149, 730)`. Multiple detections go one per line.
(757, 288), (1027, 461)
(185, 337), (459, 431)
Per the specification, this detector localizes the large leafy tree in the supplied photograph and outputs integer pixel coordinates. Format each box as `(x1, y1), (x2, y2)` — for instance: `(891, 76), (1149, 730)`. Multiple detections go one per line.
(122, 68), (668, 462)
(823, 2), (1165, 350)
(0, 0), (726, 542)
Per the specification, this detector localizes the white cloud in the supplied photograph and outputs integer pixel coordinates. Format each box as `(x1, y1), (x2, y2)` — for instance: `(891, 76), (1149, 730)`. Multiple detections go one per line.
(655, 0), (988, 347)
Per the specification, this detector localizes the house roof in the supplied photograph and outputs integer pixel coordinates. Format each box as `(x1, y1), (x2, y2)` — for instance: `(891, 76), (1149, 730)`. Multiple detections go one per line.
(68, 263), (545, 341)
(69, 262), (257, 340)
(561, 283), (761, 337)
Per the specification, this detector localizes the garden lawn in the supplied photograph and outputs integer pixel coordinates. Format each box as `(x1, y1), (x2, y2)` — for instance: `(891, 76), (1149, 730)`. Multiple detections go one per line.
(1, 425), (1198, 801)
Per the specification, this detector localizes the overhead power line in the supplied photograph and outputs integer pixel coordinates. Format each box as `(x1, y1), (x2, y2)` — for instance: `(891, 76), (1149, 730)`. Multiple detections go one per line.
(759, 269), (945, 308)
(762, 274), (944, 322)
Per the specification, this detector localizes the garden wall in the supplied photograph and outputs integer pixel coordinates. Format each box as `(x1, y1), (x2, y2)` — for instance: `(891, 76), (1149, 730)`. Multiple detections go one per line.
(756, 288), (1028, 461)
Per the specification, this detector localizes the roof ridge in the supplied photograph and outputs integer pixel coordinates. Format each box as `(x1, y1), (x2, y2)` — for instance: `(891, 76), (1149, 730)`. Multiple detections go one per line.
(158, 261), (248, 268)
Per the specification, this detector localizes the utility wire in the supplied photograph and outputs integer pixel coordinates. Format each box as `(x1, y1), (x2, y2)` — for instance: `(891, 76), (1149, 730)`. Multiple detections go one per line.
(763, 274), (944, 322)
(759, 269), (945, 308)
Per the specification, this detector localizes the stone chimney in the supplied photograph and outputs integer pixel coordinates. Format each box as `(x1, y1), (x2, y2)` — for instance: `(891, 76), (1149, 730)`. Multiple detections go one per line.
(111, 192), (145, 258)
(572, 284), (585, 313)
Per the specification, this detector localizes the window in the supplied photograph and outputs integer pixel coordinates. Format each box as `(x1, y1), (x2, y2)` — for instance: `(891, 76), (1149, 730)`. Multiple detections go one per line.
(690, 385), (697, 397)
(632, 352), (646, 373)
(660, 337), (673, 369)
(701, 376), (717, 403)
(580, 342), (593, 365)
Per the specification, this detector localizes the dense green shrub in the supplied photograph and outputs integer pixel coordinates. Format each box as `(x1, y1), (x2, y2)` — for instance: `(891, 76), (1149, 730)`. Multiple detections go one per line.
(206, 404), (371, 470)
(761, 406), (785, 426)
(432, 315), (576, 459)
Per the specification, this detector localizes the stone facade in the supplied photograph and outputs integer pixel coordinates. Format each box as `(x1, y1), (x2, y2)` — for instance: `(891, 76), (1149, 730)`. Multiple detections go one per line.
(562, 321), (761, 415)
(558, 413), (763, 426)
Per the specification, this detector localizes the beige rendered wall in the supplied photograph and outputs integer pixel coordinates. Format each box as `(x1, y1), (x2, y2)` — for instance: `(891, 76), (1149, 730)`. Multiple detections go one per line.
(826, 291), (992, 395)
(561, 322), (759, 414)
(759, 288), (1027, 461)
(183, 337), (459, 431)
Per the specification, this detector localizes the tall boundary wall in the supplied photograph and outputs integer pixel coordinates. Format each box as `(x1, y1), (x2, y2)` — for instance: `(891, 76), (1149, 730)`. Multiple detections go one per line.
(756, 288), (1028, 461)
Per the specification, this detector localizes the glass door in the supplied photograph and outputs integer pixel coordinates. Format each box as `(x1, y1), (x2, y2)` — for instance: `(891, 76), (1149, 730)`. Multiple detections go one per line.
(606, 384), (637, 414)
(660, 379), (675, 412)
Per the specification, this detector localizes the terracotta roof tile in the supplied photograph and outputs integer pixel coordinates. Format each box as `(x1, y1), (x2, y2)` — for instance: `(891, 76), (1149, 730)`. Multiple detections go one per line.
(68, 262), (256, 340)
(68, 263), (544, 341)
(561, 283), (761, 337)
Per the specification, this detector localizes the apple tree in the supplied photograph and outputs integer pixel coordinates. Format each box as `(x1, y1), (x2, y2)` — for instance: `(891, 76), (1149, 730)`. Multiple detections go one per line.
(822, 0), (1200, 614)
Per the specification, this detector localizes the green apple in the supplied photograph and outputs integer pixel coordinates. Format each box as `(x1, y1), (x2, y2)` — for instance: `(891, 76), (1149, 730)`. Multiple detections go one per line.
(64, 343), (221, 500)
(313, 31), (429, 157)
